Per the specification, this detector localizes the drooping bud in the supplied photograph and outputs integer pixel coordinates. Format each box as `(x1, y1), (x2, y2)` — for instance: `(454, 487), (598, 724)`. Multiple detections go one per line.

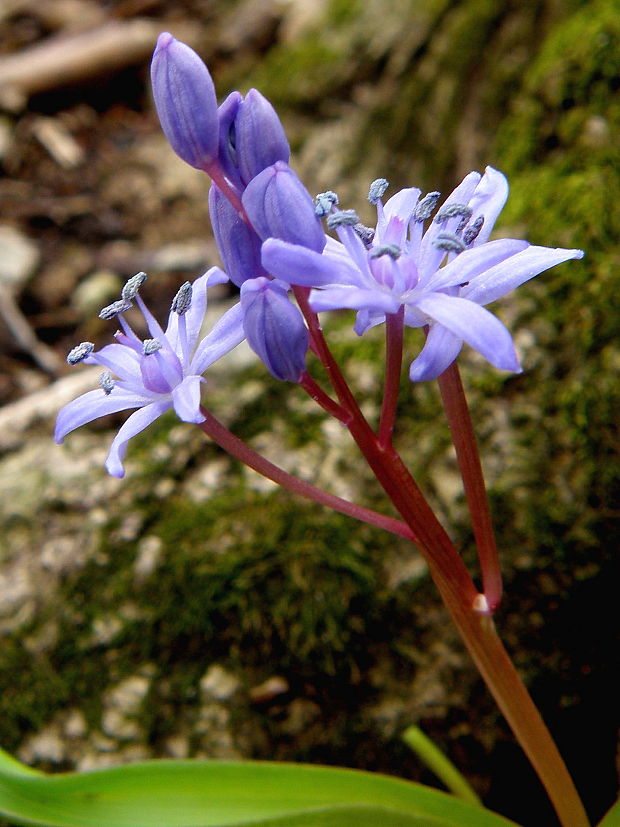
(171, 281), (192, 315)
(121, 271), (147, 301)
(242, 161), (325, 253)
(234, 89), (290, 185)
(209, 184), (265, 287)
(67, 342), (94, 365)
(150, 32), (219, 170)
(240, 277), (308, 382)
(99, 299), (132, 320)
(368, 178), (389, 204)
(98, 370), (115, 394)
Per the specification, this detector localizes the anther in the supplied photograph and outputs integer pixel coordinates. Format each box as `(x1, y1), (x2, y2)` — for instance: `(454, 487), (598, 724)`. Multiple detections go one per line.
(98, 370), (115, 395)
(99, 299), (132, 320)
(368, 178), (389, 204)
(121, 271), (147, 301)
(143, 338), (162, 355)
(326, 209), (360, 229)
(434, 231), (466, 254)
(463, 215), (485, 245)
(434, 203), (473, 224)
(67, 341), (94, 365)
(414, 192), (441, 222)
(354, 223), (375, 246)
(370, 243), (401, 260)
(171, 281), (192, 315)
(315, 191), (339, 217)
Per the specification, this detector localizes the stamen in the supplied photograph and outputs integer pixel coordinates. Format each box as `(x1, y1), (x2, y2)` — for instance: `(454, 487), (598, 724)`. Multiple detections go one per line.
(98, 370), (115, 395)
(326, 209), (360, 229)
(434, 203), (473, 224)
(368, 178), (389, 204)
(414, 191), (441, 222)
(121, 271), (147, 301)
(315, 191), (339, 217)
(434, 231), (466, 254)
(463, 215), (485, 245)
(99, 299), (132, 320)
(67, 341), (94, 365)
(354, 223), (375, 246)
(143, 338), (163, 355)
(171, 281), (192, 315)
(370, 243), (401, 260)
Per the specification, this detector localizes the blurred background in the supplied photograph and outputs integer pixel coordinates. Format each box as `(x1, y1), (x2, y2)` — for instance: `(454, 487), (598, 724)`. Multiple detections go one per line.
(0, 1), (618, 825)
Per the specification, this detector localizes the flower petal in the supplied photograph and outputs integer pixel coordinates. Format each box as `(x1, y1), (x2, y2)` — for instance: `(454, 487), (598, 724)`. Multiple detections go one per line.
(55, 388), (150, 443)
(262, 239), (362, 287)
(419, 171), (481, 278)
(172, 374), (206, 423)
(462, 245), (585, 306)
(423, 238), (529, 292)
(191, 301), (245, 374)
(408, 324), (463, 381)
(105, 400), (172, 477)
(464, 166), (509, 245)
(309, 286), (401, 315)
(89, 343), (142, 382)
(416, 293), (521, 372)
(376, 187), (421, 241)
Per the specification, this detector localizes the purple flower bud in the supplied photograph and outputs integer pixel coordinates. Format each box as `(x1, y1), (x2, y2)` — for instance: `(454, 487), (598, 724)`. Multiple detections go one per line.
(216, 91), (244, 189)
(150, 32), (219, 170)
(234, 89), (290, 185)
(240, 277), (308, 382)
(209, 185), (266, 287)
(242, 161), (326, 253)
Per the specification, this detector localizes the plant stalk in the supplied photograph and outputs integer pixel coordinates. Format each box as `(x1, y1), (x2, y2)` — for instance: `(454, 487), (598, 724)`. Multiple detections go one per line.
(437, 362), (503, 610)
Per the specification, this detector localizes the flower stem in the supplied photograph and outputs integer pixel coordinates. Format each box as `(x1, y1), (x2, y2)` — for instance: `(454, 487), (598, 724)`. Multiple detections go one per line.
(436, 361), (503, 610)
(300, 371), (352, 424)
(196, 406), (416, 542)
(348, 433), (589, 827)
(293, 286), (368, 422)
(378, 308), (404, 448)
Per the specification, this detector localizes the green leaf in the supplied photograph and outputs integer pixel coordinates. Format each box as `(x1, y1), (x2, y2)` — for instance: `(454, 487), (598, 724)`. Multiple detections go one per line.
(0, 755), (521, 827)
(598, 799), (620, 827)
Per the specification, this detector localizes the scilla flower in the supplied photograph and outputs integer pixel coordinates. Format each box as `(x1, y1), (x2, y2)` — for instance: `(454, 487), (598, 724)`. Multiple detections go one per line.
(55, 270), (244, 477)
(262, 167), (584, 380)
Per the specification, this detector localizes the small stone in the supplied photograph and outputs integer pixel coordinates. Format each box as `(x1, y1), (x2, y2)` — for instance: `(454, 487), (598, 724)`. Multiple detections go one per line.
(200, 664), (241, 701)
(0, 226), (40, 290)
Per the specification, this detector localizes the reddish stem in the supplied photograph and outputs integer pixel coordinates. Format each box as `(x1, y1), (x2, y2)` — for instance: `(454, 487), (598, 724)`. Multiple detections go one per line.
(378, 308), (404, 448)
(293, 286), (367, 421)
(437, 361), (503, 610)
(196, 406), (416, 543)
(300, 371), (352, 424)
(343, 424), (588, 827)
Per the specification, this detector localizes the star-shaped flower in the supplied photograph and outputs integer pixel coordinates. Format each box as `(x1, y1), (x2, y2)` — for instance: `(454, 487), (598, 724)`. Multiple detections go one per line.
(261, 167), (584, 380)
(55, 269), (244, 476)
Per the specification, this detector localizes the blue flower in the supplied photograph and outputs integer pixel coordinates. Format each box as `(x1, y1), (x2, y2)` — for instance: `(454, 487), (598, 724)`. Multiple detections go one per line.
(55, 270), (244, 477)
(261, 167), (584, 380)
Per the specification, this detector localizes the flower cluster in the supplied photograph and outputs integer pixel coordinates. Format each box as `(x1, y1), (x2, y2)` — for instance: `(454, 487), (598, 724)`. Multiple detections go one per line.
(56, 32), (583, 475)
